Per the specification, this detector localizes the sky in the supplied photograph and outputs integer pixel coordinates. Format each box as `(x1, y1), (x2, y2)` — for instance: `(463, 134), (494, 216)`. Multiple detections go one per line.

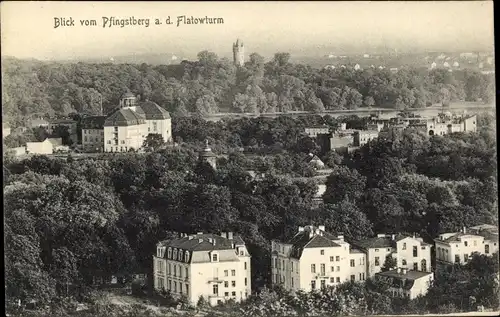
(1, 1), (495, 61)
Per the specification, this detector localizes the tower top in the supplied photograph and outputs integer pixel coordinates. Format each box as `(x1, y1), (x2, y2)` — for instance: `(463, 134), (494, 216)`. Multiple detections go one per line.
(234, 39), (243, 47)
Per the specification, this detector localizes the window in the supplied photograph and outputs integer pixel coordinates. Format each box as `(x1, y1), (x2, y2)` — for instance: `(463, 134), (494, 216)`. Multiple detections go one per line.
(84, 136), (88, 142)
(421, 259), (427, 272)
(464, 241), (468, 247)
(421, 246), (426, 250)
(282, 259), (285, 270)
(225, 292), (229, 297)
(311, 280), (316, 290)
(375, 248), (379, 252)
(107, 140), (111, 144)
(413, 246), (418, 257)
(350, 275), (355, 282)
(174, 281), (177, 292)
(174, 265), (177, 277)
(212, 253), (218, 262)
(320, 249), (324, 255)
(224, 281), (228, 288)
(232, 291), (236, 297)
(402, 259), (407, 266)
(336, 277), (340, 283)
(231, 270), (236, 276)
(464, 254), (469, 262)
(245, 278), (247, 286)
(455, 255), (460, 263)
(350, 259), (355, 267)
(473, 240), (477, 246)
(321, 280), (326, 289)
(292, 278), (294, 287)
(375, 257), (380, 266)
(179, 283), (183, 294)
(291, 262), (293, 272)
(213, 284), (218, 295)
(413, 263), (418, 271)
(330, 277), (334, 283)
(121, 140), (125, 144)
(185, 251), (190, 262)
(274, 258), (277, 268)
(311, 264), (316, 273)
(232, 281), (236, 287)
(224, 270), (228, 277)
(330, 256), (334, 262)
(153, 122), (158, 131)
(179, 266), (183, 278)
(485, 245), (490, 254)
(244, 262), (247, 270)
(320, 264), (325, 275)
(331, 266), (334, 272)
(403, 243), (407, 250)
(168, 280), (171, 290)
(336, 266), (340, 272)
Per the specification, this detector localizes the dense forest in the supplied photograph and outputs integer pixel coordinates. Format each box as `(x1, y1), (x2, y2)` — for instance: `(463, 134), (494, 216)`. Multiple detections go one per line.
(4, 111), (498, 316)
(1, 52), (494, 127)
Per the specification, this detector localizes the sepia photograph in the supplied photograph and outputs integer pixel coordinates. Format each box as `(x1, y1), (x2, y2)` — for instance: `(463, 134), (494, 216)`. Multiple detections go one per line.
(1, 1), (497, 316)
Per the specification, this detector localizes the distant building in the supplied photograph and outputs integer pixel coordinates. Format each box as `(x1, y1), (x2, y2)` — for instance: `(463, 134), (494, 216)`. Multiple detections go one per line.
(363, 54), (370, 58)
(102, 93), (172, 153)
(376, 269), (434, 299)
(232, 39), (245, 67)
(453, 61), (460, 67)
(324, 65), (336, 70)
(354, 64), (362, 71)
(305, 126), (330, 138)
(426, 114), (477, 136)
(353, 130), (379, 146)
(366, 122), (385, 132)
(153, 232), (251, 306)
(48, 119), (77, 142)
(430, 62), (437, 69)
(271, 225), (367, 293)
(30, 118), (49, 129)
(389, 68), (398, 73)
(3, 123), (11, 138)
(81, 116), (106, 152)
(199, 140), (217, 170)
(304, 153), (325, 170)
(435, 225), (499, 266)
(6, 146), (27, 157)
(443, 62), (450, 68)
(26, 139), (53, 155)
(351, 233), (432, 278)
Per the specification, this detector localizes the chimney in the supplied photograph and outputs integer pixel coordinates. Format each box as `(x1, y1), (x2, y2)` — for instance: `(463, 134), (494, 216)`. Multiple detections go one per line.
(298, 226), (305, 232)
(221, 232), (227, 239)
(228, 232), (233, 240)
(338, 235), (344, 241)
(397, 267), (402, 274)
(309, 153), (314, 157)
(463, 226), (466, 234)
(231, 242), (235, 249)
(391, 234), (395, 240)
(318, 225), (325, 231)
(208, 238), (213, 244)
(212, 239), (216, 246)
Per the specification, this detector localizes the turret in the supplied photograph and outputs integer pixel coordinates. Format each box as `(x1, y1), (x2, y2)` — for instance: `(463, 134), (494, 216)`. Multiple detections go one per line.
(232, 39), (245, 66)
(199, 139), (217, 170)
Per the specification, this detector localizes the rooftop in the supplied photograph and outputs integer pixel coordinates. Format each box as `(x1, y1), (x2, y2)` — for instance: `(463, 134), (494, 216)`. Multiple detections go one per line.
(81, 116), (106, 129)
(282, 225), (344, 259)
(377, 269), (433, 281)
(159, 233), (245, 253)
(137, 101), (171, 120)
(104, 108), (146, 126)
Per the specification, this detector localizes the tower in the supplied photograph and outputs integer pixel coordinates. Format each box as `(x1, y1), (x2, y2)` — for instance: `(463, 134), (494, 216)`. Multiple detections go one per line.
(232, 39), (244, 66)
(199, 139), (217, 170)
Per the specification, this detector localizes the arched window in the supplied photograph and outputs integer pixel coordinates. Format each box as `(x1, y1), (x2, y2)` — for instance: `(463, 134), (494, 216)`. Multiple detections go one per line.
(178, 249), (183, 261)
(402, 243), (407, 250)
(167, 247), (172, 259)
(185, 251), (190, 262)
(173, 248), (178, 260)
(421, 259), (427, 272)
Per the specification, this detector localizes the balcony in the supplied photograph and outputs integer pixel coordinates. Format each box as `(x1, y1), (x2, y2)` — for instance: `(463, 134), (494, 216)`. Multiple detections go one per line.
(208, 278), (223, 284)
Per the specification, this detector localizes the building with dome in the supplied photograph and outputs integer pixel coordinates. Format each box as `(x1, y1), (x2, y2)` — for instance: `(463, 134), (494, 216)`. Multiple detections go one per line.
(82, 92), (172, 153)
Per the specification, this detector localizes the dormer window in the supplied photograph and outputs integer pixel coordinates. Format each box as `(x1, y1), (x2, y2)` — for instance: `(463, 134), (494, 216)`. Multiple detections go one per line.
(185, 251), (190, 262)
(178, 249), (184, 261)
(167, 248), (172, 259)
(402, 243), (407, 250)
(157, 247), (165, 258)
(211, 252), (219, 262)
(173, 248), (178, 260)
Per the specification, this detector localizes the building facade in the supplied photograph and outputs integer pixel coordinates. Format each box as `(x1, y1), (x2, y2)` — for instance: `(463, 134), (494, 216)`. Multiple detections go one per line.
(353, 130), (379, 147)
(81, 116), (106, 152)
(351, 234), (432, 278)
(426, 114), (477, 136)
(26, 139), (53, 155)
(271, 225), (367, 294)
(153, 232), (251, 306)
(48, 119), (78, 143)
(435, 225), (499, 266)
(305, 126), (331, 138)
(376, 269), (434, 299)
(199, 140), (217, 170)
